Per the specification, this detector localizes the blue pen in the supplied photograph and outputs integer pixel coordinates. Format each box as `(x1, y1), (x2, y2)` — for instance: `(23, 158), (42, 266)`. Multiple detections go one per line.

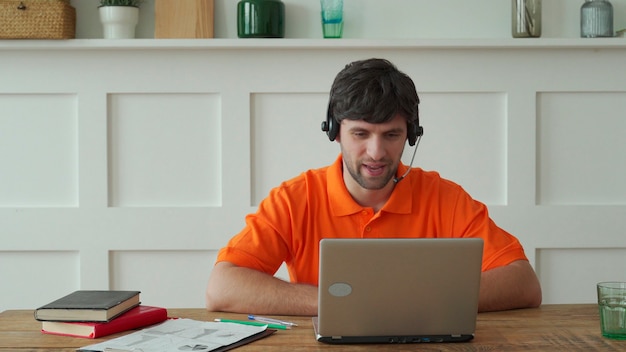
(248, 314), (298, 327)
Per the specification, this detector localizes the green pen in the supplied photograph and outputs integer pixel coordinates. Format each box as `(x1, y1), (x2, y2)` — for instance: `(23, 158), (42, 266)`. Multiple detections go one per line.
(214, 318), (290, 330)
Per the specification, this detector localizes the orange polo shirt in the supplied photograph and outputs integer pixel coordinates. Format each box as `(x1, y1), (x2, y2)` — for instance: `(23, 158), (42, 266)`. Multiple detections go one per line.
(217, 155), (528, 285)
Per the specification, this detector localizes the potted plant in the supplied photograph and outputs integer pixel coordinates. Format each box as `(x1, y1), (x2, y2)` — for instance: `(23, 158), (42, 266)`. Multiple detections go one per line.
(99, 0), (144, 39)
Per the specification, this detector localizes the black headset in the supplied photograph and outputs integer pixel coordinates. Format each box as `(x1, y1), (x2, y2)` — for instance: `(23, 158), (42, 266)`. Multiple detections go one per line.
(321, 103), (423, 146)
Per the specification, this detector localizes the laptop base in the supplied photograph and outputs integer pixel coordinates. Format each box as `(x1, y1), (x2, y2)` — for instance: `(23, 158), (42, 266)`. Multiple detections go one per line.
(313, 317), (473, 344)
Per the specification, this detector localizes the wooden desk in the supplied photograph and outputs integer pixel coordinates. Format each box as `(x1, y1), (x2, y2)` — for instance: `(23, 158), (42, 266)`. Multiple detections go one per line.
(1, 305), (624, 351)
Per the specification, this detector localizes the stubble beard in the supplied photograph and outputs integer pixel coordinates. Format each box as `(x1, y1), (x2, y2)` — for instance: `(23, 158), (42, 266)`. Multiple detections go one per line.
(344, 157), (398, 190)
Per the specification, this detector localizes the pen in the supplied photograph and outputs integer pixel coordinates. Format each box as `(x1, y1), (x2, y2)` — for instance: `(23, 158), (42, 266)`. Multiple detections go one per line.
(214, 318), (290, 330)
(248, 314), (298, 327)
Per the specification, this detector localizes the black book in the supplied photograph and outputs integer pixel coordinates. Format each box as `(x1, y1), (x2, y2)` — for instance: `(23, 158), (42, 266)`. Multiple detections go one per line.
(34, 290), (141, 322)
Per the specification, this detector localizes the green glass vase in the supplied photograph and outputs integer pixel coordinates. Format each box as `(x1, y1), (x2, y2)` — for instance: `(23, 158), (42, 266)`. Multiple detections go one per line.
(237, 0), (285, 38)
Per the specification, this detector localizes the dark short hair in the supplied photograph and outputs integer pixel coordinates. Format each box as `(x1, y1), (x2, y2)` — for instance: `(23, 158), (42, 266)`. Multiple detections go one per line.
(328, 58), (419, 126)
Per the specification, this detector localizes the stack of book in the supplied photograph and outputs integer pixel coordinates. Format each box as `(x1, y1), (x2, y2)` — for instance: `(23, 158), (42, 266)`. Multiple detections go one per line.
(34, 290), (168, 339)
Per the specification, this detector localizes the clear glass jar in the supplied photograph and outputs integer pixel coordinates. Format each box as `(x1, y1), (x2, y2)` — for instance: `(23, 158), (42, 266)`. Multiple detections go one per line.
(581, 0), (614, 38)
(512, 0), (542, 38)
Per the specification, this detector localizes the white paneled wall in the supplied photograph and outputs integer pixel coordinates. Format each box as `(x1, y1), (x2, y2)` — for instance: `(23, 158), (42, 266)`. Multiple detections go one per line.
(1, 39), (626, 311)
(108, 93), (222, 207)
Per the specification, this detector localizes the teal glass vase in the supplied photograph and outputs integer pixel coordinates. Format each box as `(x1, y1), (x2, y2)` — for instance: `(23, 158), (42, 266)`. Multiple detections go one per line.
(237, 0), (285, 38)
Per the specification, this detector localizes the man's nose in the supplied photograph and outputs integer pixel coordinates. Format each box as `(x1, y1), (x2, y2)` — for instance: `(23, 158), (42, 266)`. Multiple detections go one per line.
(366, 136), (386, 161)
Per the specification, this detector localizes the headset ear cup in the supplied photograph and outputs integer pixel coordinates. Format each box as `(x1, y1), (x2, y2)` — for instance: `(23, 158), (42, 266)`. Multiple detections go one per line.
(407, 123), (416, 146)
(322, 104), (339, 141)
(328, 120), (338, 141)
(408, 123), (424, 146)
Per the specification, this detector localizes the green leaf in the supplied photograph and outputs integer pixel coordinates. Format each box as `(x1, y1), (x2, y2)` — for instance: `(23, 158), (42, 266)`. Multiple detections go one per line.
(99, 0), (143, 7)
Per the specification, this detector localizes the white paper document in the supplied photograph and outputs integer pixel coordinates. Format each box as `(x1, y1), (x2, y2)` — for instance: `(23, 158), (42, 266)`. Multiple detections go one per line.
(78, 319), (267, 352)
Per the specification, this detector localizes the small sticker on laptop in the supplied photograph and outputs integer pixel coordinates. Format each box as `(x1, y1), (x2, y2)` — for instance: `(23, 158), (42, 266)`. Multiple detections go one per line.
(328, 282), (352, 297)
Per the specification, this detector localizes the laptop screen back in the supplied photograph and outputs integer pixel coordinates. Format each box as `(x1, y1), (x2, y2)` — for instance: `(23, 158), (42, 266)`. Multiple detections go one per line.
(316, 238), (483, 343)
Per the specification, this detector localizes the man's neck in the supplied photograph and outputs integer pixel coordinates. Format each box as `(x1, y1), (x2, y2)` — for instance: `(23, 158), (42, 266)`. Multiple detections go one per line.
(344, 174), (395, 213)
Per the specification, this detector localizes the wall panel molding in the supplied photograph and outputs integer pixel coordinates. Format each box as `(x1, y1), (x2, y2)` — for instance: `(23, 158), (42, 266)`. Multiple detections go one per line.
(1, 41), (625, 310)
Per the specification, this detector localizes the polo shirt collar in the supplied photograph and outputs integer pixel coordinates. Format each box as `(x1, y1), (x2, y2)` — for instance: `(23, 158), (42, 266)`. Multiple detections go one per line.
(327, 154), (413, 216)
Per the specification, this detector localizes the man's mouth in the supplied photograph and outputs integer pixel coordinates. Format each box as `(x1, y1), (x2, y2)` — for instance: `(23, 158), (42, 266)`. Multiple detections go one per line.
(363, 164), (386, 177)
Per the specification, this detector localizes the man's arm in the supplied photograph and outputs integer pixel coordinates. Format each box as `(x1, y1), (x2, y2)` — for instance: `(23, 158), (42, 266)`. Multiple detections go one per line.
(206, 259), (540, 315)
(205, 261), (318, 316)
(478, 259), (542, 312)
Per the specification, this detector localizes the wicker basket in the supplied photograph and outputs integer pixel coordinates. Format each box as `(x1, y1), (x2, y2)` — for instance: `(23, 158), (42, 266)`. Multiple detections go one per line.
(0, 0), (76, 39)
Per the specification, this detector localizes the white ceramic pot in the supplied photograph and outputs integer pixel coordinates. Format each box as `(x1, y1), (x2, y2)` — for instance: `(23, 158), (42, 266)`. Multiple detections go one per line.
(99, 6), (139, 39)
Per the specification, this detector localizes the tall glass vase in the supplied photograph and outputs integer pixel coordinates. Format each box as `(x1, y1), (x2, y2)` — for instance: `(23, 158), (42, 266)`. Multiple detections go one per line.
(512, 0), (541, 38)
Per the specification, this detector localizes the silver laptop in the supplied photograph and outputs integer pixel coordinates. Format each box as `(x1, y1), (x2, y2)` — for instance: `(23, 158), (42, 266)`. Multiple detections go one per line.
(313, 238), (483, 344)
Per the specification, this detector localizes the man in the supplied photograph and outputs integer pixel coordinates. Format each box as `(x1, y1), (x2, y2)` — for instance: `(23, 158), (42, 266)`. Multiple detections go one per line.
(206, 58), (542, 315)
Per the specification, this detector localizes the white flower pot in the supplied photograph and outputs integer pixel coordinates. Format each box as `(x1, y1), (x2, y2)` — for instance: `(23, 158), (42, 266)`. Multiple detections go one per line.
(99, 6), (139, 39)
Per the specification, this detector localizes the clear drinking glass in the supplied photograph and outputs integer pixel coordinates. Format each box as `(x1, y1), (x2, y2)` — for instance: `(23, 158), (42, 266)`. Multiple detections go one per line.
(597, 282), (626, 340)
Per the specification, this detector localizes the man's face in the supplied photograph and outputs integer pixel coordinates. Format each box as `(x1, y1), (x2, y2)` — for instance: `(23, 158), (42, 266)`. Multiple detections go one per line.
(337, 114), (408, 191)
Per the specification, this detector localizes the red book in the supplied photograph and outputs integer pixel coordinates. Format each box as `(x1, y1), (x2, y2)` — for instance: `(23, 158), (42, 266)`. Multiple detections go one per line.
(41, 305), (168, 339)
